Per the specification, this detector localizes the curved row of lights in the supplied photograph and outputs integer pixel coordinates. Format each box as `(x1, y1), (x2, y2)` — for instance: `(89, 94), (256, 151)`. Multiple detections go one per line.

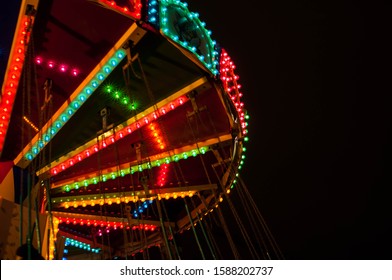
(159, 0), (219, 75)
(219, 49), (249, 137)
(94, 0), (219, 77)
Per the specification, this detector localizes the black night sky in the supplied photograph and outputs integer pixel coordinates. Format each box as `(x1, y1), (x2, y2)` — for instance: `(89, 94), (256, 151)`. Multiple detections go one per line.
(186, 0), (391, 259)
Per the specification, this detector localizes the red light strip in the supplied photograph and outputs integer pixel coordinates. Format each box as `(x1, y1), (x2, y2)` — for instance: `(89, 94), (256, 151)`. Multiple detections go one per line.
(57, 217), (157, 231)
(97, 0), (142, 20)
(147, 122), (171, 187)
(219, 49), (248, 135)
(34, 56), (80, 77)
(49, 95), (187, 176)
(0, 14), (35, 153)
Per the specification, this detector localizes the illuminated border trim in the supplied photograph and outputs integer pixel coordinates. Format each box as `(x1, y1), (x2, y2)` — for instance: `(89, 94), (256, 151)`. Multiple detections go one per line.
(159, 0), (219, 75)
(219, 49), (249, 137)
(0, 0), (39, 155)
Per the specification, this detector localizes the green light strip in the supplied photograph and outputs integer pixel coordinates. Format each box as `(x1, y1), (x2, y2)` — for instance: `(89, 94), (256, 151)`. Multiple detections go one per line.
(57, 146), (209, 192)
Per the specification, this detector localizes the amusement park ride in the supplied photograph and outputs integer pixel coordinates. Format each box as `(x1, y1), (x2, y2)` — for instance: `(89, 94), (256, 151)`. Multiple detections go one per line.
(0, 0), (282, 260)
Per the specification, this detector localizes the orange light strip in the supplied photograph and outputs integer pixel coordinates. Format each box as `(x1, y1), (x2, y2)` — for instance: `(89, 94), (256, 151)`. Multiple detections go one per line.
(23, 115), (39, 132)
(0, 9), (36, 154)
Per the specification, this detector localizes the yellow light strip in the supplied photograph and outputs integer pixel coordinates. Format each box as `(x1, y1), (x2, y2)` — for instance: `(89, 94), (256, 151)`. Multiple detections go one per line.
(23, 115), (39, 132)
(51, 184), (216, 207)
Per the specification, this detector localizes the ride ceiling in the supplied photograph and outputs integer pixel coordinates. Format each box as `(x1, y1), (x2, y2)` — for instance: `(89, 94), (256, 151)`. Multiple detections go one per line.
(0, 0), (249, 259)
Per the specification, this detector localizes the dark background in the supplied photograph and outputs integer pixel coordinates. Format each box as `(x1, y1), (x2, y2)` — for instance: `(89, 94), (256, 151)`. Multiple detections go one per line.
(186, 0), (391, 259)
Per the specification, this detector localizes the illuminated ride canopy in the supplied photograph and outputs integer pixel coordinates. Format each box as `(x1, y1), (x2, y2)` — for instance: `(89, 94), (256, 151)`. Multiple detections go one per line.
(0, 0), (279, 260)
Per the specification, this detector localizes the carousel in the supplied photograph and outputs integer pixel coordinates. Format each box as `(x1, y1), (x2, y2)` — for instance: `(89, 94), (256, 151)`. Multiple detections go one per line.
(0, 0), (282, 260)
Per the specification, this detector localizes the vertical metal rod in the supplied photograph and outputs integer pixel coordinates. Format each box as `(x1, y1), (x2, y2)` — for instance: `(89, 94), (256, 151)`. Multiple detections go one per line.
(27, 172), (32, 259)
(196, 211), (216, 259)
(161, 201), (181, 259)
(156, 199), (172, 259)
(184, 198), (205, 260)
(19, 171), (24, 248)
(34, 197), (41, 254)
